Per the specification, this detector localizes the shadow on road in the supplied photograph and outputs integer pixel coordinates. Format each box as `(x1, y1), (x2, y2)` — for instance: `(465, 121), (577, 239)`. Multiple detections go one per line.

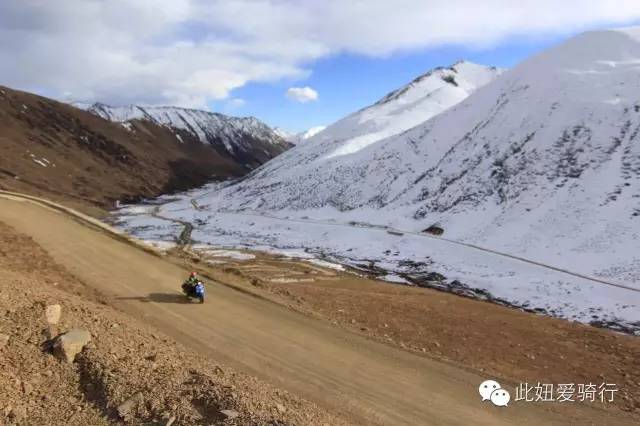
(117, 293), (191, 304)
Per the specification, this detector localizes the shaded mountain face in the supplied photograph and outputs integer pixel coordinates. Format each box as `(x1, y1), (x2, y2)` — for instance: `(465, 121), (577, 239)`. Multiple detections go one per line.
(86, 104), (292, 170)
(206, 28), (640, 284)
(0, 86), (247, 212)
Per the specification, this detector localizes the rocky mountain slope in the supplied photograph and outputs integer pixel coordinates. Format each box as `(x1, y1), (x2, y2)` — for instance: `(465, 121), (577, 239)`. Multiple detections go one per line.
(87, 104), (291, 169)
(0, 86), (252, 212)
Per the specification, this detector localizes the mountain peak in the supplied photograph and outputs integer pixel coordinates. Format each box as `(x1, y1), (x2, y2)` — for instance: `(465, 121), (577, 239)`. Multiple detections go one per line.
(375, 61), (503, 107)
(298, 61), (504, 160)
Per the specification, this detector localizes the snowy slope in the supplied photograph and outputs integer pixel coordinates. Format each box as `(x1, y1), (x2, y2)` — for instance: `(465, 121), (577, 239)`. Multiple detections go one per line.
(87, 104), (291, 168)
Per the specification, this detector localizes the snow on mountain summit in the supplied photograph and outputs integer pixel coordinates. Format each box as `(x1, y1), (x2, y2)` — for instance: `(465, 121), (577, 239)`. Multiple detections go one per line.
(307, 60), (504, 159)
(273, 126), (327, 144)
(87, 103), (291, 169)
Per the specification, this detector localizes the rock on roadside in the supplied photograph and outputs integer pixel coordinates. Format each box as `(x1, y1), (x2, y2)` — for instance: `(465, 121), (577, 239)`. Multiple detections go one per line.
(0, 333), (9, 347)
(52, 329), (91, 363)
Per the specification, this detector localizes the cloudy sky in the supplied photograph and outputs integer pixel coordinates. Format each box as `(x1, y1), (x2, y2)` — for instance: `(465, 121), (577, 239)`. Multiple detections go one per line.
(2, 1), (640, 131)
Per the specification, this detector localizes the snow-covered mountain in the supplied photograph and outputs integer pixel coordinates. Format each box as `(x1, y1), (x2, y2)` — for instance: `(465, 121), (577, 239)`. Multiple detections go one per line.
(216, 60), (505, 209)
(86, 104), (291, 169)
(303, 61), (503, 158)
(208, 28), (640, 285)
(273, 126), (327, 144)
(274, 61), (500, 149)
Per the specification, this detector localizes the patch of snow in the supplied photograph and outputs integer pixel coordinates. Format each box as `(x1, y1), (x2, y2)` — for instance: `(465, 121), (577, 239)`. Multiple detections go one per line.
(191, 245), (256, 260)
(140, 240), (177, 252)
(381, 274), (410, 284)
(303, 259), (345, 271)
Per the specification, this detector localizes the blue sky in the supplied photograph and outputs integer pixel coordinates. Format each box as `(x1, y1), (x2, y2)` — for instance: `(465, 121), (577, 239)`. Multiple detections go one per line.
(223, 34), (573, 132)
(3, 1), (640, 133)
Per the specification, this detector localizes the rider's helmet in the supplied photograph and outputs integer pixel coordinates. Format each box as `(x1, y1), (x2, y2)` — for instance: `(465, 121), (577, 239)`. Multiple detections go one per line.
(190, 271), (197, 277)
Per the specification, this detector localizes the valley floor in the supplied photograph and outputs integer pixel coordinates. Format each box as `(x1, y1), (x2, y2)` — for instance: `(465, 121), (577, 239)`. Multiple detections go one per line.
(0, 192), (638, 424)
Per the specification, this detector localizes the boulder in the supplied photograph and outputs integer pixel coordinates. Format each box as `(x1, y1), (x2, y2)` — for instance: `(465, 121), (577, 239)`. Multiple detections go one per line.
(45, 305), (62, 325)
(0, 333), (9, 347)
(53, 329), (91, 363)
(422, 225), (444, 236)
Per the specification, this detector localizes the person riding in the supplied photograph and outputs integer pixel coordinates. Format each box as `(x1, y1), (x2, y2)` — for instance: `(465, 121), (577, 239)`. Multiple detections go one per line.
(183, 271), (199, 293)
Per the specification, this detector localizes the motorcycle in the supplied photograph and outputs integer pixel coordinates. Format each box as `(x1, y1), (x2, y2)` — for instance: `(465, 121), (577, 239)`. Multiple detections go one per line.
(182, 281), (205, 304)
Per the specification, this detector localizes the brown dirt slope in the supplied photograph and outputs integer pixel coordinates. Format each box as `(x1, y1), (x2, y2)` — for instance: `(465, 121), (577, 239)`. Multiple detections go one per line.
(0, 86), (250, 213)
(0, 221), (342, 425)
(186, 250), (640, 415)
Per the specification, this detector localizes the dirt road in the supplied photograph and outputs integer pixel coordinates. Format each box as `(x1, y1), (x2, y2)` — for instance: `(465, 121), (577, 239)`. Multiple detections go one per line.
(0, 195), (633, 425)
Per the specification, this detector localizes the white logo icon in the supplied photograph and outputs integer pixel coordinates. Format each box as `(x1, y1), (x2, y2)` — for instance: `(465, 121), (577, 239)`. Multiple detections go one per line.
(490, 388), (511, 407)
(479, 380), (510, 407)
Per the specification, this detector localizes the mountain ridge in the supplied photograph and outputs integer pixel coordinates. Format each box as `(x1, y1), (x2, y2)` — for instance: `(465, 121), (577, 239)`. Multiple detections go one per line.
(86, 103), (292, 170)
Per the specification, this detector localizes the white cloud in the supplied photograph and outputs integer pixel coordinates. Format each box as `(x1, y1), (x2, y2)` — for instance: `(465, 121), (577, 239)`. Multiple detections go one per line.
(1, 1), (640, 108)
(286, 86), (319, 103)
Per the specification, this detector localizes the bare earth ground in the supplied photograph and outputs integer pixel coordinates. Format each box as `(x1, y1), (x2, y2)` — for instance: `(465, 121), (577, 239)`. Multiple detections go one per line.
(0, 222), (342, 425)
(184, 254), (640, 415)
(0, 195), (638, 425)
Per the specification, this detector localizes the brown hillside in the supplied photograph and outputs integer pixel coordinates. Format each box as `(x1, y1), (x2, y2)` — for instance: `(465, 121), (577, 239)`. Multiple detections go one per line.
(0, 86), (246, 214)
